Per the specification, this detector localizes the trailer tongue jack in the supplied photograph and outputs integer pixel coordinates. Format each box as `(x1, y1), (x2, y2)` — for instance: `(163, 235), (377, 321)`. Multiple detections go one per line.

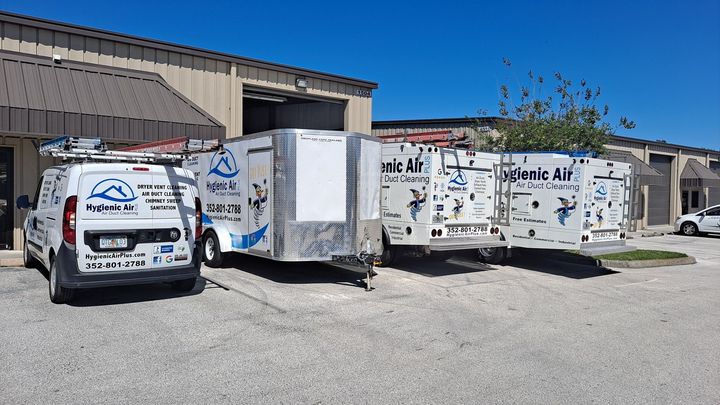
(331, 252), (379, 291)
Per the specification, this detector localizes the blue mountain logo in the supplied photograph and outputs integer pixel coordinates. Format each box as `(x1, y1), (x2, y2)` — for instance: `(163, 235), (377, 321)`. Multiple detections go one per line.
(208, 150), (240, 178)
(88, 179), (138, 202)
(449, 169), (468, 186)
(595, 182), (608, 196)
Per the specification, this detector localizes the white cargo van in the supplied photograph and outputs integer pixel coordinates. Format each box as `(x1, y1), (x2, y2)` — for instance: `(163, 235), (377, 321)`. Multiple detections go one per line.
(497, 152), (634, 255)
(379, 142), (508, 265)
(17, 137), (202, 304)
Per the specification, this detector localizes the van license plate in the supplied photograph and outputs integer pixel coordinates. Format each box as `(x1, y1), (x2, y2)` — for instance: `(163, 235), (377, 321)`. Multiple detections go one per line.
(99, 236), (128, 249)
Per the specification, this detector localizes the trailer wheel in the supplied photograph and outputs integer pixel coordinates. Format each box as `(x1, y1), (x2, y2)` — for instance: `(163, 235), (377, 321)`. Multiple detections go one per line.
(203, 231), (224, 268)
(48, 257), (74, 304)
(172, 277), (197, 292)
(478, 247), (507, 265)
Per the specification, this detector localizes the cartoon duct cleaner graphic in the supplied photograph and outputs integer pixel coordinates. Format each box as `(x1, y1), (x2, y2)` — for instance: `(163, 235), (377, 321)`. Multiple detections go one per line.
(553, 196), (577, 226)
(407, 188), (427, 221)
(594, 208), (604, 228)
(450, 197), (464, 219)
(250, 179), (268, 227)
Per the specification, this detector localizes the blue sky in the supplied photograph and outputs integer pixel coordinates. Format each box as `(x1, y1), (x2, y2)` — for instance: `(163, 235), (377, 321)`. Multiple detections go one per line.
(4, 0), (720, 150)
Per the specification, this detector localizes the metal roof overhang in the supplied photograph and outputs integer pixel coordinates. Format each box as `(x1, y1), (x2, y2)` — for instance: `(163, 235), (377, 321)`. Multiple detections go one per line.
(680, 159), (720, 188)
(0, 50), (225, 143)
(603, 149), (665, 186)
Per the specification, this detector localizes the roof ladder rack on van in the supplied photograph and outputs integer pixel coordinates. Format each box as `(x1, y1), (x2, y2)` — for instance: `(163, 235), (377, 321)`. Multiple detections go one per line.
(38, 136), (218, 163)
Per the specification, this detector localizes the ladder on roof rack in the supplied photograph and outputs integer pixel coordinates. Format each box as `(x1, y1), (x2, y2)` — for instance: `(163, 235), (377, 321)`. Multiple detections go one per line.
(38, 136), (218, 163)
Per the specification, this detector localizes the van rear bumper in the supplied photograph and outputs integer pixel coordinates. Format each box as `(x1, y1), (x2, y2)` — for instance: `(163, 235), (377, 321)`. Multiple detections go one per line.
(55, 242), (201, 289)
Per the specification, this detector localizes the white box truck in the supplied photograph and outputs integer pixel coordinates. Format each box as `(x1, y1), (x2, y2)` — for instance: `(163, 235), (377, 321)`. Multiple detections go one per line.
(186, 129), (382, 266)
(498, 152), (634, 254)
(379, 142), (508, 265)
(16, 137), (202, 304)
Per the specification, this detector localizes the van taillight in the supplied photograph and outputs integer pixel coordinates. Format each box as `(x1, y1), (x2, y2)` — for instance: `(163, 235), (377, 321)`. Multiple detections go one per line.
(194, 197), (202, 240)
(62, 196), (77, 245)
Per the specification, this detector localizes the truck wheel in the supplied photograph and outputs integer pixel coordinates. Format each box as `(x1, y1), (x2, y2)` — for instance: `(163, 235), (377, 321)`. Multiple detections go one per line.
(479, 247), (507, 265)
(377, 236), (396, 267)
(172, 277), (197, 292)
(681, 222), (698, 236)
(203, 231), (224, 268)
(23, 235), (37, 269)
(48, 258), (74, 304)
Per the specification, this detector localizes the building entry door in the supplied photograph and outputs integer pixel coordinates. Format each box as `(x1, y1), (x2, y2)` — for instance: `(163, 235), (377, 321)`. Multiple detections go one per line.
(0, 148), (13, 249)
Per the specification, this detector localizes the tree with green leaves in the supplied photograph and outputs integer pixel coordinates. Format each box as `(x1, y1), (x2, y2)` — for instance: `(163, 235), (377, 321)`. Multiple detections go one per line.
(477, 58), (635, 153)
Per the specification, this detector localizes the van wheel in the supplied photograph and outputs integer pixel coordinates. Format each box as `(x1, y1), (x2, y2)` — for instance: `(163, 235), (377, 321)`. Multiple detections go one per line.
(172, 277), (197, 292)
(681, 222), (698, 236)
(203, 231), (224, 268)
(48, 258), (74, 304)
(23, 235), (37, 268)
(479, 247), (507, 265)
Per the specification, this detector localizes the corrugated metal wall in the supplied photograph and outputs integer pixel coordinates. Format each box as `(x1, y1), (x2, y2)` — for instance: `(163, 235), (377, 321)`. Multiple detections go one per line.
(0, 20), (373, 137)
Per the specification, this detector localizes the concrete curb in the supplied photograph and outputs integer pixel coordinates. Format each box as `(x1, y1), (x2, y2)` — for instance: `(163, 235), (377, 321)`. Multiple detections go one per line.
(597, 256), (696, 268)
(0, 258), (24, 267)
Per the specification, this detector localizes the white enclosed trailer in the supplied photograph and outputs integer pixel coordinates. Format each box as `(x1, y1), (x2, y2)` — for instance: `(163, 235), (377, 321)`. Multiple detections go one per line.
(498, 152), (634, 255)
(186, 129), (382, 266)
(379, 142), (508, 265)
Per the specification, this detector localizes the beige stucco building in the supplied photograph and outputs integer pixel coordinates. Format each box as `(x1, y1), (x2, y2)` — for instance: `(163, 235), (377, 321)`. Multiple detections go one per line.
(373, 117), (720, 230)
(0, 11), (377, 249)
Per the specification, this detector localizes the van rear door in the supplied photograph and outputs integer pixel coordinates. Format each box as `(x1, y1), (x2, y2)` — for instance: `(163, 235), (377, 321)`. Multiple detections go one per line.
(149, 166), (197, 269)
(76, 165), (154, 272)
(76, 164), (196, 272)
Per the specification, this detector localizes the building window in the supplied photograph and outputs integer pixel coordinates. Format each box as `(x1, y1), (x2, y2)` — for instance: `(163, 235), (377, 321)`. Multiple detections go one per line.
(691, 191), (699, 209)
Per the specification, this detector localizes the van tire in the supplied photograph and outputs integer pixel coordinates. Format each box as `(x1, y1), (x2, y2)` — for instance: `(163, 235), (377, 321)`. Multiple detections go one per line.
(203, 231), (224, 268)
(23, 235), (37, 268)
(479, 247), (507, 265)
(48, 258), (74, 304)
(172, 277), (197, 292)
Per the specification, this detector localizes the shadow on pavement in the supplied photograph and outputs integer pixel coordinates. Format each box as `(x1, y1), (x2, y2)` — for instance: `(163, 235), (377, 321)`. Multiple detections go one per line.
(218, 253), (369, 288)
(30, 266), (207, 306)
(509, 249), (620, 279)
(67, 278), (207, 307)
(390, 251), (495, 277)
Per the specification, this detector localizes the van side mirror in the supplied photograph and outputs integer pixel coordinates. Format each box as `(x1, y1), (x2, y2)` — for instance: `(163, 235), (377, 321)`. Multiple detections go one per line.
(16, 195), (31, 210)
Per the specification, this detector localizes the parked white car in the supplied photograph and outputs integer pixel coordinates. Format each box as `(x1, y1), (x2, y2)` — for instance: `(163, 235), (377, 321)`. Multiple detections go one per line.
(674, 204), (720, 236)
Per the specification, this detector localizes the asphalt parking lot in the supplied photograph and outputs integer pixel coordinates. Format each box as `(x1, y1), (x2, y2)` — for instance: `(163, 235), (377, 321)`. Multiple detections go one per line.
(1, 234), (719, 404)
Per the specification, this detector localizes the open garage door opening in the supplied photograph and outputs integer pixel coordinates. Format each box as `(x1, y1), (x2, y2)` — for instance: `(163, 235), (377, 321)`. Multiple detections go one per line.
(243, 87), (346, 134)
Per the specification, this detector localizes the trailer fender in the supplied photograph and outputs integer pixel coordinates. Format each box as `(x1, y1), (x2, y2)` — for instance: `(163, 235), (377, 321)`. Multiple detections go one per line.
(204, 226), (233, 253)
